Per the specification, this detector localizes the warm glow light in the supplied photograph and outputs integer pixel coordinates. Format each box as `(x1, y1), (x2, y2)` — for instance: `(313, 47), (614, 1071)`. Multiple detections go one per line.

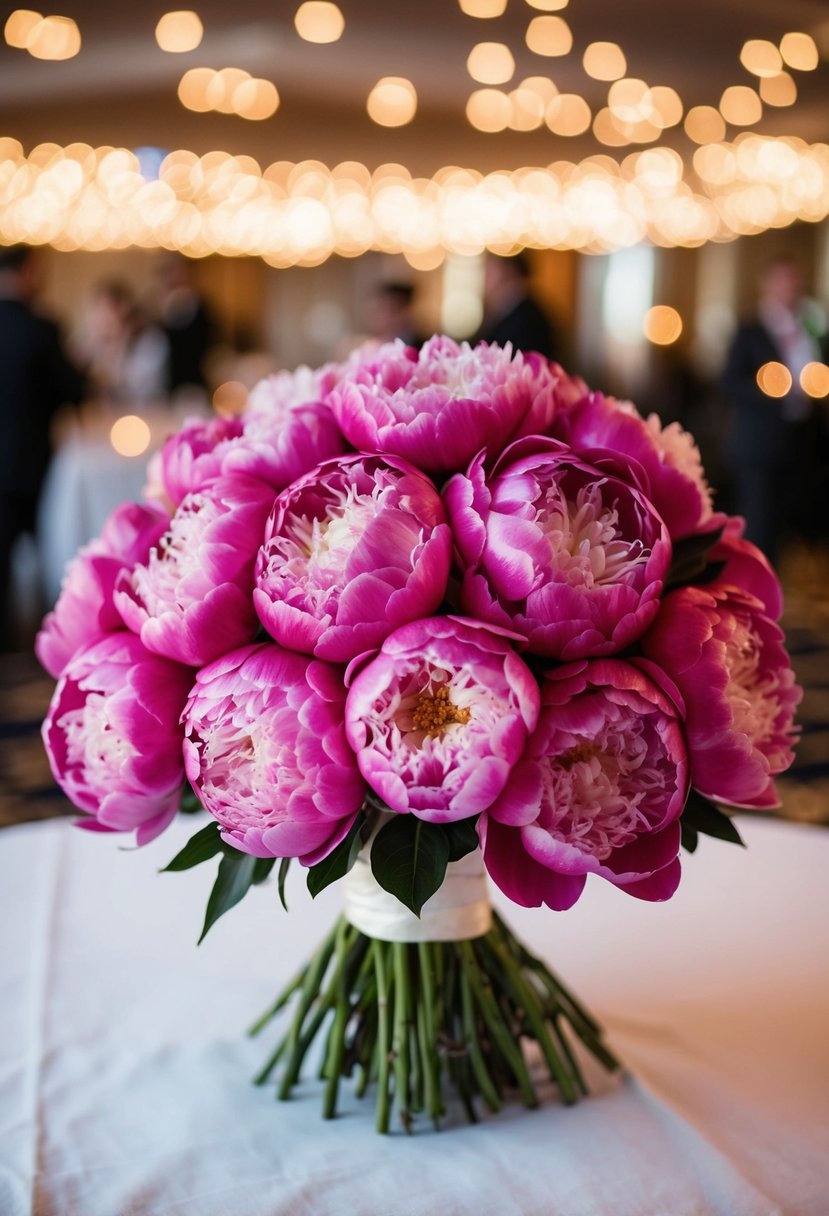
(233, 77), (279, 120)
(467, 41), (515, 85)
(759, 71), (797, 107)
(508, 86), (545, 130)
(719, 85), (762, 126)
(25, 14), (81, 59)
(367, 77), (417, 127)
(526, 0), (568, 9)
(644, 304), (683, 344)
(647, 86), (683, 128)
(779, 31), (818, 71)
(458, 0), (507, 15)
(739, 39), (783, 78)
(110, 415), (151, 457)
(294, 1), (344, 43)
(545, 93), (591, 136)
(526, 14), (572, 56)
(608, 78), (651, 123)
(593, 107), (629, 146)
(213, 380), (249, 415)
(582, 41), (626, 81)
(177, 67), (214, 111)
(519, 75), (559, 103)
(466, 87), (511, 131)
(4, 9), (41, 47)
(155, 11), (203, 52)
(210, 67), (251, 114)
(799, 362), (829, 398)
(684, 105), (726, 144)
(756, 361), (792, 398)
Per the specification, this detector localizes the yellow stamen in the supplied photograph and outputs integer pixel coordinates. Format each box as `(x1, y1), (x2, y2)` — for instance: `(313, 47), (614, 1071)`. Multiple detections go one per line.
(411, 685), (471, 738)
(558, 741), (601, 770)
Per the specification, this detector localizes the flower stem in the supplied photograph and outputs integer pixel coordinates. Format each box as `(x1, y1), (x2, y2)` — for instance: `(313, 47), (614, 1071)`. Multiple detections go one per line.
(374, 941), (392, 1134)
(392, 941), (412, 1132)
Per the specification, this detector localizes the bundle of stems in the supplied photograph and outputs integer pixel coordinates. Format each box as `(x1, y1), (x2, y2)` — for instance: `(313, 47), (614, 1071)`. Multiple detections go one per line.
(250, 910), (620, 1133)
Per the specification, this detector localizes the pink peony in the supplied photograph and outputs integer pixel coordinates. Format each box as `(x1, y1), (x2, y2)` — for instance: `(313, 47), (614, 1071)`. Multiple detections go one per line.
(512, 360), (590, 439)
(481, 659), (688, 910)
(254, 454), (452, 663)
(328, 336), (541, 477)
(154, 414), (245, 507)
(183, 643), (366, 863)
(36, 500), (169, 679)
(344, 616), (540, 824)
(42, 632), (193, 845)
(444, 437), (671, 659)
(222, 366), (349, 489)
(706, 516), (783, 620)
(641, 584), (800, 808)
(549, 393), (717, 541)
(114, 474), (275, 667)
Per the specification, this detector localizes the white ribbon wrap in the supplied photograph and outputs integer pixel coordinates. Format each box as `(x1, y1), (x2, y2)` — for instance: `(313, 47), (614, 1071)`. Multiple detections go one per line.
(343, 843), (492, 943)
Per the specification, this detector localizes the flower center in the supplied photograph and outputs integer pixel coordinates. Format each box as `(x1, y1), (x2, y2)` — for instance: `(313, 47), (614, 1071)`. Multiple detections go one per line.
(725, 616), (781, 746)
(59, 693), (136, 788)
(410, 686), (471, 738)
(132, 493), (220, 613)
(539, 480), (648, 589)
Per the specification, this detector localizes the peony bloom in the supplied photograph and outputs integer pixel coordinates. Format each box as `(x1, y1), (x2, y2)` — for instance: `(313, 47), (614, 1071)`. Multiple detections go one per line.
(36, 500), (169, 679)
(481, 659), (688, 910)
(114, 474), (275, 667)
(42, 632), (193, 845)
(328, 336), (541, 477)
(549, 393), (717, 541)
(254, 454), (452, 663)
(641, 584), (800, 808)
(706, 516), (783, 620)
(445, 437), (671, 660)
(153, 414), (245, 508)
(344, 616), (540, 823)
(222, 366), (349, 490)
(512, 360), (589, 439)
(183, 643), (366, 863)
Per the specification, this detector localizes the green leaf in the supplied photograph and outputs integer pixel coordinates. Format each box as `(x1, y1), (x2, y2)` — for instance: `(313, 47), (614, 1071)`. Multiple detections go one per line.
(306, 812), (367, 899)
(277, 857), (291, 911)
(198, 851), (260, 944)
(179, 786), (204, 814)
(253, 858), (275, 884)
(666, 524), (725, 590)
(682, 788), (746, 847)
(680, 821), (699, 854)
(370, 815), (450, 918)
(442, 816), (480, 863)
(161, 821), (223, 872)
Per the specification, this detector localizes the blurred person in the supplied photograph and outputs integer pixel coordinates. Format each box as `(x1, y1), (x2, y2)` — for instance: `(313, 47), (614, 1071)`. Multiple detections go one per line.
(476, 251), (559, 359)
(0, 245), (85, 648)
(76, 279), (169, 405)
(157, 253), (215, 397)
(722, 255), (827, 565)
(365, 281), (422, 347)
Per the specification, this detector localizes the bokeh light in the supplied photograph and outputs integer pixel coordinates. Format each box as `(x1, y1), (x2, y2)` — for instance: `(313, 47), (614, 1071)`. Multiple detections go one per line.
(779, 32), (818, 72)
(525, 15), (572, 56)
(643, 304), (683, 344)
(110, 415), (152, 457)
(467, 42), (515, 85)
(756, 361), (793, 398)
(294, 2), (344, 44)
(155, 11), (203, 53)
(582, 41), (626, 81)
(367, 77), (418, 127)
(458, 0), (507, 15)
(799, 362), (829, 398)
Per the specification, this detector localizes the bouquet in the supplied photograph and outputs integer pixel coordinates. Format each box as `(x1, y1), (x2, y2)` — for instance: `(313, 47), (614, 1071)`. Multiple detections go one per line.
(38, 336), (800, 1133)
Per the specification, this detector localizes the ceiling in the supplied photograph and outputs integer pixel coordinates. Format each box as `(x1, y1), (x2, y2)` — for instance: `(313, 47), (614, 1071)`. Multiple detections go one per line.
(2, 0), (828, 173)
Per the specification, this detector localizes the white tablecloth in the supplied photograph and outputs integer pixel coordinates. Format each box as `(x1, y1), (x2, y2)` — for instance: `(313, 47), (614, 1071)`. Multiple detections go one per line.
(1, 814), (827, 1216)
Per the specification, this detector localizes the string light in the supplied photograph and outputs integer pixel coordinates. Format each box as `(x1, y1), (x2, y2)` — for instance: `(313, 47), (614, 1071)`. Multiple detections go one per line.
(177, 68), (279, 119)
(467, 42), (515, 85)
(684, 105), (726, 144)
(582, 41), (626, 81)
(525, 15), (572, 56)
(11, 13), (81, 59)
(458, 0), (507, 16)
(756, 362), (792, 397)
(759, 71), (797, 107)
(155, 11), (203, 53)
(1, 136), (828, 263)
(739, 39), (782, 78)
(644, 305), (683, 344)
(779, 32), (818, 72)
(719, 85), (762, 126)
(799, 362), (829, 398)
(367, 77), (417, 127)
(294, 2), (344, 44)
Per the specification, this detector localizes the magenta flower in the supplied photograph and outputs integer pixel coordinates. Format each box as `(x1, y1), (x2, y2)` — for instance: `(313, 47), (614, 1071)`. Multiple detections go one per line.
(550, 393), (717, 541)
(155, 414), (245, 507)
(512, 360), (589, 439)
(345, 616), (540, 823)
(328, 336), (541, 477)
(222, 366), (349, 490)
(183, 643), (366, 863)
(36, 500), (169, 679)
(706, 516), (783, 620)
(114, 474), (275, 667)
(481, 659), (688, 911)
(42, 632), (193, 845)
(254, 454), (452, 663)
(445, 437), (671, 660)
(641, 584), (800, 808)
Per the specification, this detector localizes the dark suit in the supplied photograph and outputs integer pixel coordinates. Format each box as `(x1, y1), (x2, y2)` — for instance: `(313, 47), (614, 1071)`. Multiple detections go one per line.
(479, 295), (558, 360)
(0, 297), (84, 640)
(722, 319), (821, 563)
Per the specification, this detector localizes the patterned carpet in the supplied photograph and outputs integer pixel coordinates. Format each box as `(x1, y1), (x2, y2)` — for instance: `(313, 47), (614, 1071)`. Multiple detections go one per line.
(2, 543), (828, 831)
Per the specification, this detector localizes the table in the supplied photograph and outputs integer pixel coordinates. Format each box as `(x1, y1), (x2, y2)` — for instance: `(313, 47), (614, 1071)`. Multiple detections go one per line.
(1, 814), (827, 1216)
